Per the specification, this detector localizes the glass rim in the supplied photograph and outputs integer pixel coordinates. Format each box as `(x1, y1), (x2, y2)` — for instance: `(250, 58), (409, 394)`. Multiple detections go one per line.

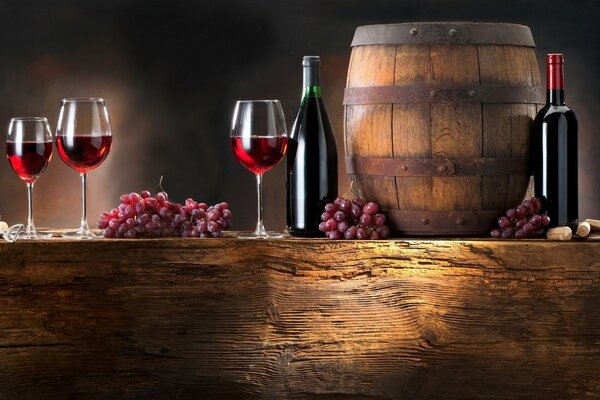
(10, 117), (48, 122)
(235, 99), (281, 104)
(61, 97), (105, 103)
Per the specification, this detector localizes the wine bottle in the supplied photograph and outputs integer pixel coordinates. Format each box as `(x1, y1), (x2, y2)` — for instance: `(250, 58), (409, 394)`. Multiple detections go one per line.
(532, 53), (578, 229)
(286, 56), (338, 237)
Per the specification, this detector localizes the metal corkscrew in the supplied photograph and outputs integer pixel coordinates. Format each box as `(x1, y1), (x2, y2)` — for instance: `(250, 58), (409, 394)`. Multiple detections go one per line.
(0, 224), (24, 243)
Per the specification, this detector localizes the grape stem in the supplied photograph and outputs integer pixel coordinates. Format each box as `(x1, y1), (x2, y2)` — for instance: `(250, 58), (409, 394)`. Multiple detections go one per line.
(342, 180), (358, 200)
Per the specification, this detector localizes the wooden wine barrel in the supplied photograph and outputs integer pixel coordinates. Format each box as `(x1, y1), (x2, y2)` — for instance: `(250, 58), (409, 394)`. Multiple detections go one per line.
(344, 22), (544, 235)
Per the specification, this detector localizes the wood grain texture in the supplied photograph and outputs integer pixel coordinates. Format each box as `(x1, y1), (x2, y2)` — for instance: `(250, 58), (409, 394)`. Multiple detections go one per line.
(431, 45), (481, 212)
(346, 45), (397, 207)
(479, 45), (511, 210)
(393, 45), (432, 211)
(0, 238), (599, 400)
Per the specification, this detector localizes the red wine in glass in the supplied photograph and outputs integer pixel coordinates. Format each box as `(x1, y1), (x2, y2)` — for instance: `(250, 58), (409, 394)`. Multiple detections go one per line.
(6, 117), (53, 240)
(56, 135), (112, 174)
(6, 141), (53, 183)
(56, 98), (113, 239)
(230, 100), (288, 239)
(230, 136), (288, 174)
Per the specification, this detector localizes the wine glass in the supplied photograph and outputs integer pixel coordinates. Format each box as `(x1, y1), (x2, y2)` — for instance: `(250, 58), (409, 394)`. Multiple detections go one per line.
(56, 98), (112, 239)
(6, 117), (53, 239)
(230, 100), (288, 239)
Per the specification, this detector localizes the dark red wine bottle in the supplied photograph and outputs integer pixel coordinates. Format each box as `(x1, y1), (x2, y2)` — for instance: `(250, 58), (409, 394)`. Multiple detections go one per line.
(286, 56), (338, 236)
(532, 53), (578, 228)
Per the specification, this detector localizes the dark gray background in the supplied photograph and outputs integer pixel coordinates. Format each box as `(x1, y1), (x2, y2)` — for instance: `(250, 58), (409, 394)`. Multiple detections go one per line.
(0, 0), (598, 232)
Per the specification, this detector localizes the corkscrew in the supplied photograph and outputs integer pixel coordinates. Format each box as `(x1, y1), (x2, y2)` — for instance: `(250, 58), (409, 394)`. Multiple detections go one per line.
(0, 223), (24, 243)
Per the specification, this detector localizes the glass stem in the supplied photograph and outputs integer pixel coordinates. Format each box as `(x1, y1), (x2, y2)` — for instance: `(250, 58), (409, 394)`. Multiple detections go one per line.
(254, 173), (266, 236)
(80, 173), (90, 233)
(26, 182), (35, 235)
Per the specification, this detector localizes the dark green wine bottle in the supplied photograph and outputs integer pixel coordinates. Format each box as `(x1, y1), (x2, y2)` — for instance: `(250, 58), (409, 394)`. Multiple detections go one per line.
(286, 56), (338, 237)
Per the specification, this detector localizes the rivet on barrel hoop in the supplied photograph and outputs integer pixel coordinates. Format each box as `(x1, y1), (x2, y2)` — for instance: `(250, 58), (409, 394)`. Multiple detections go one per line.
(401, 165), (408, 171)
(421, 218), (430, 225)
(437, 166), (446, 173)
(469, 90), (476, 97)
(449, 28), (457, 36)
(409, 28), (418, 36)
(456, 218), (465, 225)
(429, 90), (437, 97)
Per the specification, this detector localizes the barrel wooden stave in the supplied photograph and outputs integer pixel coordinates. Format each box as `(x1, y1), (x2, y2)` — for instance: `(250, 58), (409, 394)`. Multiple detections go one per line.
(344, 23), (543, 234)
(346, 45), (399, 210)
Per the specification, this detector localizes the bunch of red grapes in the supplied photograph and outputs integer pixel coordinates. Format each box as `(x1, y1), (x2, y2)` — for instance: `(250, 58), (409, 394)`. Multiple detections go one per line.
(98, 191), (232, 238)
(319, 196), (390, 240)
(490, 196), (550, 239)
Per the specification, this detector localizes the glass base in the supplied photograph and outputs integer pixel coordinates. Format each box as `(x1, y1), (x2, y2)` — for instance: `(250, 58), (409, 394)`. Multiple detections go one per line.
(61, 229), (96, 240)
(237, 231), (284, 239)
(19, 231), (53, 240)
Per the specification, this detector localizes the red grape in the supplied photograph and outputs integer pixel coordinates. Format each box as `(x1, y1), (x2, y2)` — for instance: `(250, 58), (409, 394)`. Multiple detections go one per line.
(352, 198), (365, 208)
(156, 192), (168, 202)
(530, 197), (542, 213)
(318, 222), (327, 232)
(325, 218), (337, 231)
(497, 216), (511, 229)
(363, 202), (379, 215)
(337, 221), (349, 233)
(324, 203), (338, 213)
(501, 228), (514, 239)
(514, 229), (527, 239)
(372, 213), (386, 227)
(128, 192), (140, 203)
(356, 227), (369, 240)
(333, 211), (346, 222)
(351, 204), (362, 219)
(339, 200), (351, 211)
(359, 214), (371, 225)
(529, 214), (542, 226)
(344, 226), (357, 239)
(328, 230), (342, 240)
(515, 205), (528, 218)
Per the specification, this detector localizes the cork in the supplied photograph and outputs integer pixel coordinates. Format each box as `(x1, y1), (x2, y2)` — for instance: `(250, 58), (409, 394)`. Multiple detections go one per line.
(583, 219), (600, 232)
(576, 222), (591, 238)
(546, 226), (572, 241)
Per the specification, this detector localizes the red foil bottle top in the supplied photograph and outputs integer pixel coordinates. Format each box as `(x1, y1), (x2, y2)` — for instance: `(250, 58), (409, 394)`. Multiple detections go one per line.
(547, 53), (564, 64)
(547, 53), (564, 90)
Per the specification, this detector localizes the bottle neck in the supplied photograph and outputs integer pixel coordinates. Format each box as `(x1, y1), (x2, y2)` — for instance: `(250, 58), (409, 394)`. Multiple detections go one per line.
(547, 89), (565, 106)
(303, 65), (321, 98)
(547, 62), (565, 105)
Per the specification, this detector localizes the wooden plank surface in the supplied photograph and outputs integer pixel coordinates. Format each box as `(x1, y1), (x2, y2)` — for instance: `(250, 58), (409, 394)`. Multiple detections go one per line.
(0, 237), (599, 399)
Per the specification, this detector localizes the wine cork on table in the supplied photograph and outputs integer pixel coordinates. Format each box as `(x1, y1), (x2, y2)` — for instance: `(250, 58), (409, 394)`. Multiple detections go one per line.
(546, 226), (572, 241)
(0, 221), (8, 233)
(576, 222), (591, 238)
(583, 219), (600, 232)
